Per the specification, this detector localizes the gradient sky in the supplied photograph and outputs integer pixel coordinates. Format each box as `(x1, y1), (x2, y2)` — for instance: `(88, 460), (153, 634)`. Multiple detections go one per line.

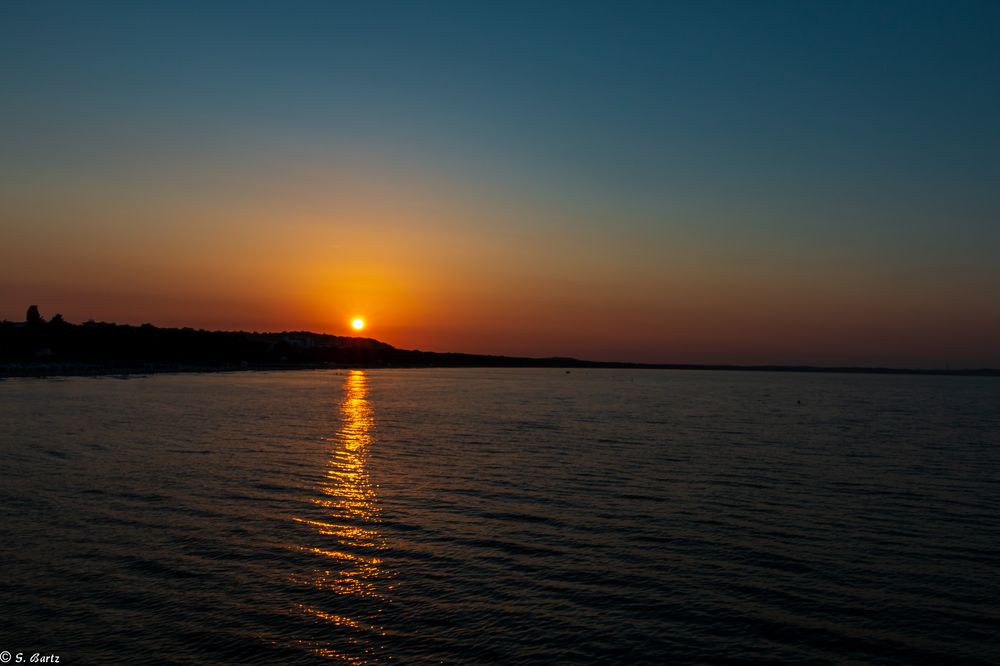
(2, 1), (999, 366)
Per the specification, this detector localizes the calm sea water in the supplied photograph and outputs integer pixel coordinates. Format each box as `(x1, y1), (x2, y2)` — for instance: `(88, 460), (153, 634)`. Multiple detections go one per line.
(1, 369), (998, 664)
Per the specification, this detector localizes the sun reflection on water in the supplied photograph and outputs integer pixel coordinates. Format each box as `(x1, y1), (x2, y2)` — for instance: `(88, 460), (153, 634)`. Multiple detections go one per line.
(292, 370), (390, 661)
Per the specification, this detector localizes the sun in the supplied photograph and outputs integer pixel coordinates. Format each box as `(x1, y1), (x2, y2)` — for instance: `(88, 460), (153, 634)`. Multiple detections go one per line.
(351, 317), (365, 331)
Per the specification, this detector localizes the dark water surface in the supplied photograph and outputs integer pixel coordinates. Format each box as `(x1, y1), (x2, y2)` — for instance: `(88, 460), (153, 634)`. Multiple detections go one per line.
(1, 369), (998, 664)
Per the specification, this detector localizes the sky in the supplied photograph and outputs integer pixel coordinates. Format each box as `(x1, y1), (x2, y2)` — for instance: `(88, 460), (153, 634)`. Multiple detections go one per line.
(2, 1), (999, 366)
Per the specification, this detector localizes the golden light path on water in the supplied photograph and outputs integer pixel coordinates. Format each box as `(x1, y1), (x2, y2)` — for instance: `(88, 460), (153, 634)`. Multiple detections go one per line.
(291, 370), (391, 662)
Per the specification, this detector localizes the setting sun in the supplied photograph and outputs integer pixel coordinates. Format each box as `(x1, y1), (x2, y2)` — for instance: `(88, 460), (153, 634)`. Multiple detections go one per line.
(351, 318), (365, 331)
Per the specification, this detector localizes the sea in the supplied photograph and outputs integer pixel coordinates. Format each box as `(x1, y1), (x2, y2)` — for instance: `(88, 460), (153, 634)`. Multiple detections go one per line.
(1, 368), (998, 664)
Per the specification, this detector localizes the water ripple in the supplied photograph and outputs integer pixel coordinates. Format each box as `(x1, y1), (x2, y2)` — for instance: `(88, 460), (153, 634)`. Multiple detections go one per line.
(0, 369), (998, 663)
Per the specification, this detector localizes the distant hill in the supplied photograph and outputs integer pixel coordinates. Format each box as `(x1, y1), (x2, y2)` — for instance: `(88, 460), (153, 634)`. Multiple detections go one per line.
(2, 306), (997, 377)
(0, 305), (613, 374)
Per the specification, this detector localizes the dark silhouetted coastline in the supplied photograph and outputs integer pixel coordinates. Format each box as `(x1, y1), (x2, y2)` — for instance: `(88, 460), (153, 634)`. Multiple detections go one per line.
(2, 307), (997, 378)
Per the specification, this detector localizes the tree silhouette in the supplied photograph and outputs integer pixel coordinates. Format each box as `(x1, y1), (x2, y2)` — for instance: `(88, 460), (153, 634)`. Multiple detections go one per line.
(26, 305), (44, 325)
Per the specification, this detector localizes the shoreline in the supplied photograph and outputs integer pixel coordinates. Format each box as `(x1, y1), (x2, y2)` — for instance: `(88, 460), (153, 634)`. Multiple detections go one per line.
(2, 360), (997, 379)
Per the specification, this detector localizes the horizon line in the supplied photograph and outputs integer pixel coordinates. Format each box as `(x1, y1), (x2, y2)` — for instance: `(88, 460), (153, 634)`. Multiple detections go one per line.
(3, 308), (998, 377)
